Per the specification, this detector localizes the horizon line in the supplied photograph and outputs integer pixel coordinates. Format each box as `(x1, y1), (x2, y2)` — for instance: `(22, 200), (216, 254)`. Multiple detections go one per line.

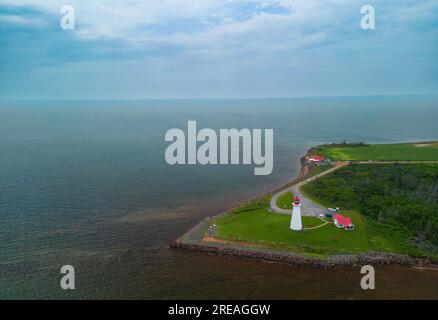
(1, 93), (438, 101)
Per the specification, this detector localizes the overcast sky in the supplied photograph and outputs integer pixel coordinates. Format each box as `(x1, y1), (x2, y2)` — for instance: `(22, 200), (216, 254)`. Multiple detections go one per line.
(0, 0), (437, 99)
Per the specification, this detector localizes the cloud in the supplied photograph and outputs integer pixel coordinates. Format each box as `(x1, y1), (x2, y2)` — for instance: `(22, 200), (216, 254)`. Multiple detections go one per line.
(0, 0), (437, 98)
(1, 0), (435, 59)
(0, 14), (40, 26)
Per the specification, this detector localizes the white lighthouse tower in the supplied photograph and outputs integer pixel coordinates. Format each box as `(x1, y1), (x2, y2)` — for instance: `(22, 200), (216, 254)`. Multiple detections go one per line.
(290, 196), (303, 231)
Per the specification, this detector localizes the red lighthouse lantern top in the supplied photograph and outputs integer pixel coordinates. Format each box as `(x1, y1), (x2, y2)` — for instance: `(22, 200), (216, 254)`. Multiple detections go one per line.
(293, 197), (301, 205)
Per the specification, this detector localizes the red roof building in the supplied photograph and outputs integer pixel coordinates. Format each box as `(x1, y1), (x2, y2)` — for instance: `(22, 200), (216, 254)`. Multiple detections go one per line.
(333, 214), (355, 231)
(308, 156), (325, 162)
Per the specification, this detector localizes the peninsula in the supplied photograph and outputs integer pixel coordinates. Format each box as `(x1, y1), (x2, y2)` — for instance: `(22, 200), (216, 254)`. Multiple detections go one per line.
(171, 141), (438, 269)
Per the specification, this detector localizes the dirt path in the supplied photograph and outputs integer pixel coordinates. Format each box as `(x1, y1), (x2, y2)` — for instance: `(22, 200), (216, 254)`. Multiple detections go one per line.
(303, 217), (332, 230)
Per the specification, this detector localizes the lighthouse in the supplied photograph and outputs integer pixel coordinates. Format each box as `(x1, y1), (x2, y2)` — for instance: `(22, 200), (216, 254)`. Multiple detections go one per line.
(290, 196), (303, 231)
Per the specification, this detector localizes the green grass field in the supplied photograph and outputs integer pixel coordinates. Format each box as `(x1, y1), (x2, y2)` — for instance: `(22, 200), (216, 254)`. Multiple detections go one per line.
(213, 193), (424, 257)
(213, 196), (386, 257)
(276, 191), (293, 209)
(215, 207), (369, 257)
(310, 141), (438, 161)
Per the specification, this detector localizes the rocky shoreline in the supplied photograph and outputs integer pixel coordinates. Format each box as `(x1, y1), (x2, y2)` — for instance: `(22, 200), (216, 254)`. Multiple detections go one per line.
(170, 241), (424, 270)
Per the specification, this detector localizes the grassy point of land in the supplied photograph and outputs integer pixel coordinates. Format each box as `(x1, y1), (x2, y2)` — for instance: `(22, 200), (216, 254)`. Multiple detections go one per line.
(309, 141), (438, 161)
(208, 142), (438, 259)
(214, 196), (371, 258)
(214, 187), (425, 258)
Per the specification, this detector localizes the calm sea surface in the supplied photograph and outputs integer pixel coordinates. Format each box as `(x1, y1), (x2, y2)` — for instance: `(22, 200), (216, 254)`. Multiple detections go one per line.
(1, 96), (438, 299)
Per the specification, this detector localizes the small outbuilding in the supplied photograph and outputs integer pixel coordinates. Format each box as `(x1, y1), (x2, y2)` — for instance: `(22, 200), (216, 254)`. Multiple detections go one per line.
(333, 214), (355, 231)
(308, 156), (325, 162)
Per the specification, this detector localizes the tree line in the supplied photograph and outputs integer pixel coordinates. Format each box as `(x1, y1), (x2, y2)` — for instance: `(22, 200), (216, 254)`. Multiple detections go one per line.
(305, 164), (438, 254)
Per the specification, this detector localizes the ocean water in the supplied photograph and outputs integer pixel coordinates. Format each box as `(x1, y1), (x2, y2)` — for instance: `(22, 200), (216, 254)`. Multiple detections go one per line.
(1, 96), (438, 299)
